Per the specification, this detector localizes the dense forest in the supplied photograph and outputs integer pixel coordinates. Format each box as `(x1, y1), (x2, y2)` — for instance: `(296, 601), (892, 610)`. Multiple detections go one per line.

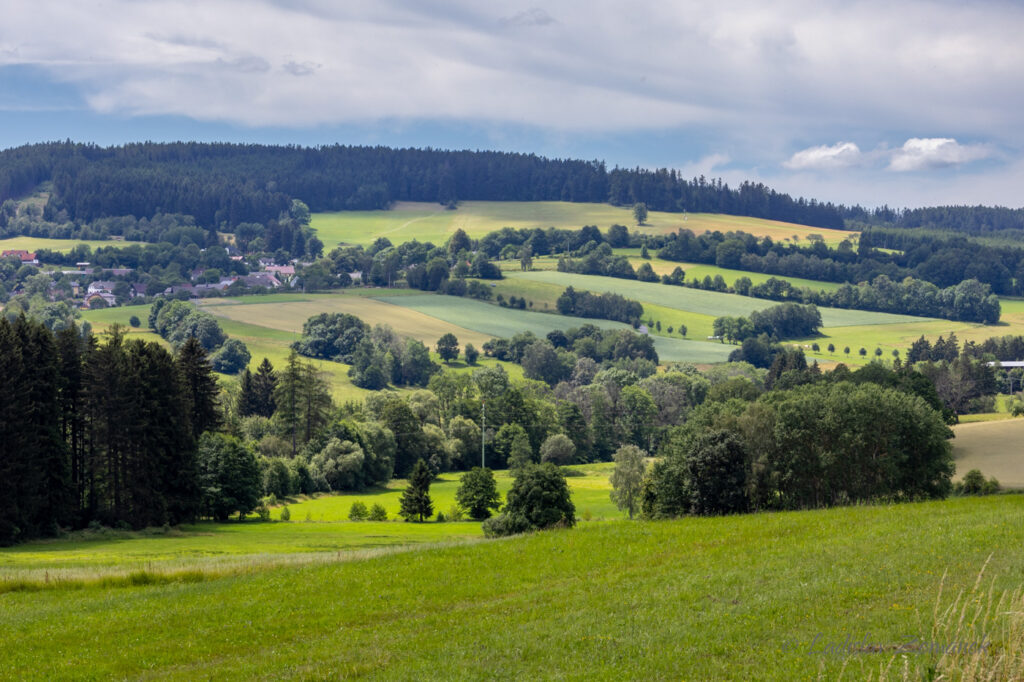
(0, 142), (845, 229)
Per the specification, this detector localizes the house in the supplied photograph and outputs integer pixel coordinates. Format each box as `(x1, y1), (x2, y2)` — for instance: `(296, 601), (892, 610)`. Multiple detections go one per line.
(2, 250), (39, 265)
(264, 264), (295, 279)
(87, 281), (119, 295)
(84, 292), (117, 309)
(349, 270), (363, 282)
(131, 282), (148, 298)
(240, 273), (281, 289)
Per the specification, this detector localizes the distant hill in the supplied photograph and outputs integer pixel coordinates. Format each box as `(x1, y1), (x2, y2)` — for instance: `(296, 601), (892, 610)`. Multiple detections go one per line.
(0, 141), (845, 230)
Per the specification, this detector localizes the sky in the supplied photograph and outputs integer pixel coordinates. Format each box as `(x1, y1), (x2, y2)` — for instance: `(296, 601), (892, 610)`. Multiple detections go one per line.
(1, 0), (1022, 209)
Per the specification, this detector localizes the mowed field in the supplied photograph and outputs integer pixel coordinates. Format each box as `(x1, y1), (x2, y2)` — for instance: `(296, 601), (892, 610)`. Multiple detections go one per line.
(952, 419), (1024, 488)
(1, 495), (1022, 679)
(310, 201), (857, 248)
(0, 235), (116, 253)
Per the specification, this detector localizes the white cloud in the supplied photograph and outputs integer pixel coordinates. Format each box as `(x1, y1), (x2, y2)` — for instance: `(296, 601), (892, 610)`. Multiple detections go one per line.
(887, 137), (991, 172)
(678, 153), (730, 178)
(783, 142), (861, 170)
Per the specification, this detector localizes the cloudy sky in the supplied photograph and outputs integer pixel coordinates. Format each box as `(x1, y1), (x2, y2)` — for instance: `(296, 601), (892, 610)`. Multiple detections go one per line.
(1, 0), (1022, 208)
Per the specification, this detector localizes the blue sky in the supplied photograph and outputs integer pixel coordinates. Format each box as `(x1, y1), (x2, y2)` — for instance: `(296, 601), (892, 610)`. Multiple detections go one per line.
(1, 0), (1022, 209)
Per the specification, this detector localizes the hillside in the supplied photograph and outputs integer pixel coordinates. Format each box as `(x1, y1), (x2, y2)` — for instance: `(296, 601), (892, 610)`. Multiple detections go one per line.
(1, 495), (1021, 679)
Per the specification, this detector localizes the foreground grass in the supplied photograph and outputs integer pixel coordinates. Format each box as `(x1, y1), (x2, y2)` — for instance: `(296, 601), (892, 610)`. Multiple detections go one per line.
(1, 496), (1022, 679)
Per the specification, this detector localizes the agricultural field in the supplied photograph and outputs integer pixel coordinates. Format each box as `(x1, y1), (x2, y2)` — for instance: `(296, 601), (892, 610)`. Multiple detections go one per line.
(506, 270), (930, 327)
(310, 201), (857, 248)
(624, 255), (846, 293)
(374, 293), (735, 364)
(952, 419), (1024, 488)
(1, 495), (1021, 679)
(0, 235), (115, 253)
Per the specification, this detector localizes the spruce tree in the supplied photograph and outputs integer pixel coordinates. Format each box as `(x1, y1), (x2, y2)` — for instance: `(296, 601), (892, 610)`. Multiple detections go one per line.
(399, 458), (434, 522)
(252, 357), (278, 417)
(176, 337), (222, 440)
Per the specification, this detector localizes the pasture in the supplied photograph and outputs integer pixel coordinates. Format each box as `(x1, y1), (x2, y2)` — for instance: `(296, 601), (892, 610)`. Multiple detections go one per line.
(952, 419), (1024, 488)
(1, 495), (1021, 679)
(625, 255), (846, 293)
(310, 201), (857, 248)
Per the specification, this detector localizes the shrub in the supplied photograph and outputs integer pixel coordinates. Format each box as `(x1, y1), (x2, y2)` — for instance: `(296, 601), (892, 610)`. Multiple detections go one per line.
(348, 501), (369, 521)
(279, 506), (291, 522)
(368, 503), (388, 521)
(482, 512), (533, 537)
(255, 504), (271, 521)
(435, 511), (447, 523)
(128, 315), (141, 328)
(447, 504), (464, 522)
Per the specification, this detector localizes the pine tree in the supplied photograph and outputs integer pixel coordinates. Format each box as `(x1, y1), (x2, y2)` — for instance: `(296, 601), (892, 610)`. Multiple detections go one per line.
(399, 458), (434, 522)
(236, 368), (259, 417)
(275, 350), (303, 455)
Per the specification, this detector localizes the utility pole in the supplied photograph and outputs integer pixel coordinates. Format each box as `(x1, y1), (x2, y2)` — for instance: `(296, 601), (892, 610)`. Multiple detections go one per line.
(481, 400), (486, 468)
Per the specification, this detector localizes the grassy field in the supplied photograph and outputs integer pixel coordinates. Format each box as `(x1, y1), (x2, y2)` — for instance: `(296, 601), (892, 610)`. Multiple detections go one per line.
(0, 235), (117, 253)
(0, 464), (616, 583)
(374, 293), (735, 364)
(280, 463), (619, 524)
(952, 419), (1024, 488)
(310, 201), (857, 248)
(1, 495), (1021, 679)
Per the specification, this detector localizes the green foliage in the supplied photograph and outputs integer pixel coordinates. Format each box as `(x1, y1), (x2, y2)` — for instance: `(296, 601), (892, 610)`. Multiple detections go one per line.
(485, 463), (575, 536)
(279, 506), (291, 521)
(348, 501), (369, 521)
(128, 315), (140, 327)
(455, 467), (501, 520)
(632, 202), (648, 226)
(197, 433), (262, 522)
(956, 469), (1001, 496)
(398, 459), (434, 522)
(367, 503), (388, 521)
(609, 445), (646, 519)
(539, 434), (577, 465)
(436, 333), (459, 363)
(210, 338), (251, 374)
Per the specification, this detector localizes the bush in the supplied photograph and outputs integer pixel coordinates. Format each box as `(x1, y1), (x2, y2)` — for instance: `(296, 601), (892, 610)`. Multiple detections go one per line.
(348, 501), (369, 520)
(435, 511), (447, 522)
(128, 315), (141, 328)
(482, 512), (533, 537)
(279, 506), (291, 521)
(255, 504), (271, 521)
(368, 503), (388, 521)
(487, 463), (575, 536)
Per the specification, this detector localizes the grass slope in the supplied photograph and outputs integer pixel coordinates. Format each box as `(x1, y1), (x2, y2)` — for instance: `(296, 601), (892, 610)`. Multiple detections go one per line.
(952, 419), (1024, 488)
(1, 496), (1021, 679)
(311, 201), (857, 248)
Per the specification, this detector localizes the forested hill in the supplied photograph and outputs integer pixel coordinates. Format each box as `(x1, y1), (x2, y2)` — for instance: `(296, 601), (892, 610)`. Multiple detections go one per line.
(0, 142), (845, 230)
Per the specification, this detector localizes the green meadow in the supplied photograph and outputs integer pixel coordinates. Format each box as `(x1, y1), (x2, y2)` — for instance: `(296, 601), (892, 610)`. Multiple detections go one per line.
(310, 201), (857, 248)
(1, 495), (1021, 679)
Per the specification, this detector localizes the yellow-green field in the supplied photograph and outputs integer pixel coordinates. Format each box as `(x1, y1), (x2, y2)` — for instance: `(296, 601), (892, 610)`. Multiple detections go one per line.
(311, 201), (857, 248)
(625, 255), (845, 293)
(952, 419), (1024, 488)
(0, 236), (116, 253)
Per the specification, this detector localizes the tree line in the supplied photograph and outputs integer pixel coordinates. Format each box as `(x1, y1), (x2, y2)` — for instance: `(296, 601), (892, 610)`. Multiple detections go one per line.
(0, 142), (846, 229)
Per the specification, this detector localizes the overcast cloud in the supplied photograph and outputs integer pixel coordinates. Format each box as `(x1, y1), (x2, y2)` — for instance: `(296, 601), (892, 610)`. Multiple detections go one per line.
(0, 0), (1021, 207)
